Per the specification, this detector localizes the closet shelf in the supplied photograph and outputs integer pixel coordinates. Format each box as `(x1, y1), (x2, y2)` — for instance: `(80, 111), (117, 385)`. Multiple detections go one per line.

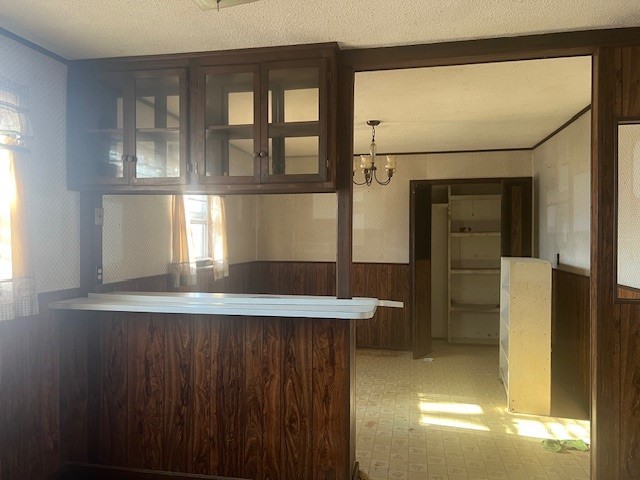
(449, 337), (499, 346)
(449, 194), (502, 202)
(450, 231), (501, 237)
(450, 302), (500, 313)
(450, 268), (501, 275)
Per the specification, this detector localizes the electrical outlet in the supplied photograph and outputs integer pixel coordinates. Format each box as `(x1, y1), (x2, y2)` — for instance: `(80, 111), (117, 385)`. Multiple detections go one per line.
(96, 265), (103, 284)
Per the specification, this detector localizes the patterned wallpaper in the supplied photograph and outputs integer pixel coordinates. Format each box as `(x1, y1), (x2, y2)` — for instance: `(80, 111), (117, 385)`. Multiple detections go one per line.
(617, 123), (640, 289)
(533, 112), (591, 275)
(257, 150), (533, 263)
(102, 195), (257, 283)
(0, 35), (80, 293)
(258, 194), (337, 261)
(102, 195), (172, 284)
(225, 195), (257, 265)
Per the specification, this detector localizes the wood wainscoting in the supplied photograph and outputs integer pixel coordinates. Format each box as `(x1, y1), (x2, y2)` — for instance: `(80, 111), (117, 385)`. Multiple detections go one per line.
(552, 269), (591, 415)
(96, 261), (432, 352)
(49, 462), (248, 479)
(619, 300), (640, 478)
(0, 288), (80, 480)
(58, 311), (355, 480)
(252, 262), (411, 350)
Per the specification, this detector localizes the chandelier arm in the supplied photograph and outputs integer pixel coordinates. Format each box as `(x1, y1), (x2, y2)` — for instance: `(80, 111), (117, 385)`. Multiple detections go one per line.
(352, 177), (368, 186)
(373, 168), (393, 185)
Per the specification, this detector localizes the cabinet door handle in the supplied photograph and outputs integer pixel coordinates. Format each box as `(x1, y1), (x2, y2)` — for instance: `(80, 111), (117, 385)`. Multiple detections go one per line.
(253, 152), (260, 158)
(121, 154), (129, 163)
(259, 151), (268, 158)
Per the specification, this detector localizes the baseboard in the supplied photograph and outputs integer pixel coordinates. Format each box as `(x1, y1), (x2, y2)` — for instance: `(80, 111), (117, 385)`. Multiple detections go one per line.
(46, 463), (247, 480)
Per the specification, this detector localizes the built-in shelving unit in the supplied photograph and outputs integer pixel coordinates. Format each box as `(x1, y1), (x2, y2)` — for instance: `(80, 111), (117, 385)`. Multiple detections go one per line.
(499, 257), (551, 415)
(447, 184), (502, 345)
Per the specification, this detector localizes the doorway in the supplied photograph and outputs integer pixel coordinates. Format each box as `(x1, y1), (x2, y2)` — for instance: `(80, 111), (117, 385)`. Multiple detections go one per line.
(352, 55), (593, 478)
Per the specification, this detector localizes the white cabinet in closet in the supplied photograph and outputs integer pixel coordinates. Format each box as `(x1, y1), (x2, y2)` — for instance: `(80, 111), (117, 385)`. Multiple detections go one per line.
(499, 257), (551, 415)
(447, 189), (502, 345)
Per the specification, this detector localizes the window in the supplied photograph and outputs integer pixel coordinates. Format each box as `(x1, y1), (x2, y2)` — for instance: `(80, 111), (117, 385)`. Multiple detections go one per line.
(0, 148), (13, 280)
(184, 195), (226, 264)
(185, 195), (209, 260)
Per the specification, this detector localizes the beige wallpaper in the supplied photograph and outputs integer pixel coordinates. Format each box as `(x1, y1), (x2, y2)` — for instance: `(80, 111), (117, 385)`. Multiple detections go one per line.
(225, 195), (257, 264)
(257, 194), (337, 261)
(1, 34), (80, 293)
(102, 195), (257, 283)
(617, 123), (640, 289)
(257, 150), (533, 263)
(533, 112), (591, 275)
(102, 195), (172, 284)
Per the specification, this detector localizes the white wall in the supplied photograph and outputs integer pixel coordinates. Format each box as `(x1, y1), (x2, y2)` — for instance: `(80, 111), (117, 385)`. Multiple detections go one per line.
(0, 34), (80, 293)
(256, 150), (533, 263)
(533, 111), (591, 275)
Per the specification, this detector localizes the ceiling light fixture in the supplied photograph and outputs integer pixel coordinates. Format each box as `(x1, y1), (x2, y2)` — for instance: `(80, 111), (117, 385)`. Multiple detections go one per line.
(353, 120), (396, 186)
(192, 0), (261, 11)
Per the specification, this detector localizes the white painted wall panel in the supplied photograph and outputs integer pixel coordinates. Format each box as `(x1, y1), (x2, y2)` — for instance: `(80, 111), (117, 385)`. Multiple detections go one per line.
(533, 112), (591, 274)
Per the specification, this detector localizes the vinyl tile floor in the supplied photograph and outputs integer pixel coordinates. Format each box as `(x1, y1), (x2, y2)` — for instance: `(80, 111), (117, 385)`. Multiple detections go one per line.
(355, 342), (591, 480)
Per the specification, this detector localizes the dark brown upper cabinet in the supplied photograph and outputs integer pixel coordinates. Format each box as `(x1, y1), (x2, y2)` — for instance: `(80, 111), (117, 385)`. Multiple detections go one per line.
(68, 43), (337, 194)
(68, 68), (188, 189)
(192, 57), (331, 189)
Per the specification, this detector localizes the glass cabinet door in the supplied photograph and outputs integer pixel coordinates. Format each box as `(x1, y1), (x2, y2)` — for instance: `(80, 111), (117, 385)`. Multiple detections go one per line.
(262, 59), (327, 182)
(80, 73), (128, 184)
(197, 65), (259, 183)
(131, 70), (186, 184)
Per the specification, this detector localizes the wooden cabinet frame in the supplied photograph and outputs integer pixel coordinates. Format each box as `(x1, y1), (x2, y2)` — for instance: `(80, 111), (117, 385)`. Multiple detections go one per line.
(69, 68), (188, 189)
(68, 43), (338, 194)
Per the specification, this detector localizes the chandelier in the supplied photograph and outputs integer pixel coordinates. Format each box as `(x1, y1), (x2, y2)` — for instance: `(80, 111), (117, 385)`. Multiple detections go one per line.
(353, 120), (396, 186)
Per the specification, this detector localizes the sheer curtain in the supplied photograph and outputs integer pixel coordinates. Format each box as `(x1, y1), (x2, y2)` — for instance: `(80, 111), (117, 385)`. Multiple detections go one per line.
(169, 195), (197, 288)
(208, 196), (229, 281)
(0, 77), (38, 321)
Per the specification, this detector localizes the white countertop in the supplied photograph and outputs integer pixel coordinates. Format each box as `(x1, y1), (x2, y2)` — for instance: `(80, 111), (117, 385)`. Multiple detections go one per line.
(49, 292), (403, 320)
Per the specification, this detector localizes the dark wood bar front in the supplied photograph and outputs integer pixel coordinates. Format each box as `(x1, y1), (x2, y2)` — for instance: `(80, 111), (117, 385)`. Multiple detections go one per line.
(58, 311), (356, 480)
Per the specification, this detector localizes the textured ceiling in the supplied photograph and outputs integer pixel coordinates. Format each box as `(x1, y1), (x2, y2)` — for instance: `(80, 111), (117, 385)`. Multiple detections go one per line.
(0, 0), (639, 59)
(353, 57), (592, 153)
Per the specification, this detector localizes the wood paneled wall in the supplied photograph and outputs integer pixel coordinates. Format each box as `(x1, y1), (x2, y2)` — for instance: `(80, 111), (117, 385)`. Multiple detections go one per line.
(616, 45), (640, 480)
(251, 262), (411, 350)
(59, 311), (355, 480)
(552, 269), (591, 413)
(0, 289), (79, 480)
(352, 263), (411, 350)
(52, 463), (247, 479)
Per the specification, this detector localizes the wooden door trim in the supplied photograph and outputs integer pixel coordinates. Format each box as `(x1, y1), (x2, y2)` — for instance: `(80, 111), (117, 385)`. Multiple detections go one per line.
(340, 28), (640, 71)
(590, 47), (621, 480)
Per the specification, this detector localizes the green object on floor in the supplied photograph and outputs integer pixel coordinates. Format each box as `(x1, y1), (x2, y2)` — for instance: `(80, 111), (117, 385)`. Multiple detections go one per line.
(542, 439), (590, 453)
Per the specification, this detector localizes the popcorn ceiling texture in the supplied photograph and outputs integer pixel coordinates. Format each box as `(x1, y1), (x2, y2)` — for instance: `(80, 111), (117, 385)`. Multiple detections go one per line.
(354, 57), (591, 154)
(533, 112), (591, 275)
(257, 150), (533, 264)
(3, 0), (640, 59)
(0, 35), (80, 293)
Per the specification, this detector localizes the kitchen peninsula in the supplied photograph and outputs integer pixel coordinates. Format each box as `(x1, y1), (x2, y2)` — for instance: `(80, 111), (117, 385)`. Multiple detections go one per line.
(51, 292), (401, 479)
